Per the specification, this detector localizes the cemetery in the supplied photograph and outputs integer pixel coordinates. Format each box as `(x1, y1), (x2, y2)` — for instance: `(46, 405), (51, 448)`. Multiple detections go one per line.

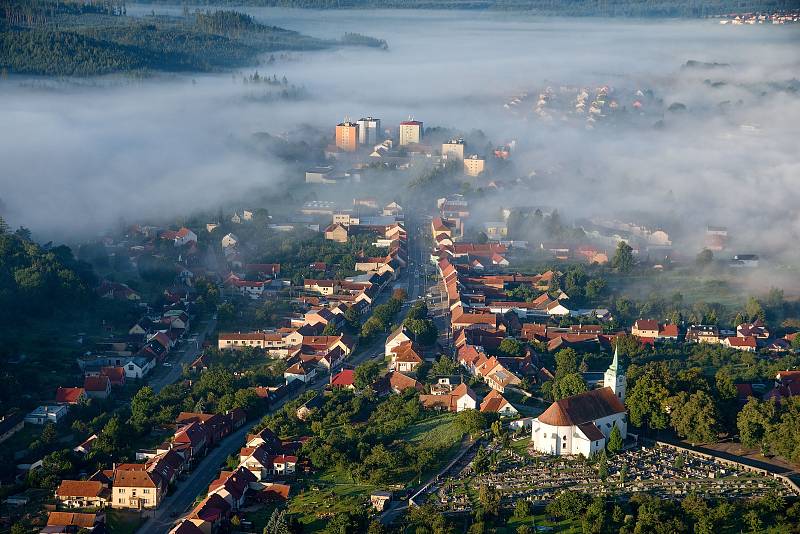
(429, 441), (798, 512)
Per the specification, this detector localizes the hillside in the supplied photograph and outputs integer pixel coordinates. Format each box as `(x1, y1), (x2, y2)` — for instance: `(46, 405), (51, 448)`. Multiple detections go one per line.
(0, 2), (383, 76)
(130, 0), (797, 17)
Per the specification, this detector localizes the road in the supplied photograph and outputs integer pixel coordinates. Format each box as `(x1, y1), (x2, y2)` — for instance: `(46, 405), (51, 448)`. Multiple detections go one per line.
(140, 215), (427, 531)
(149, 318), (216, 394)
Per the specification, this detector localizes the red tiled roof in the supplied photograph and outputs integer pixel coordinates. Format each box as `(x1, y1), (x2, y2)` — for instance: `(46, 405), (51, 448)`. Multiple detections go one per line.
(47, 512), (98, 528)
(331, 369), (355, 387)
(55, 387), (85, 404)
(84, 375), (110, 392)
(538, 387), (626, 427)
(55, 480), (105, 498)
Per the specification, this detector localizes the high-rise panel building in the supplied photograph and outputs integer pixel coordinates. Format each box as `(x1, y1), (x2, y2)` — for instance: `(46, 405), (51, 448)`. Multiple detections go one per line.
(399, 120), (423, 146)
(335, 121), (359, 152)
(356, 117), (381, 146)
(442, 138), (465, 161)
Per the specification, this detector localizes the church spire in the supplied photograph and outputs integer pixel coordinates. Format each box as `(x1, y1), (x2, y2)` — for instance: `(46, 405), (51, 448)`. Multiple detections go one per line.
(604, 344), (626, 401)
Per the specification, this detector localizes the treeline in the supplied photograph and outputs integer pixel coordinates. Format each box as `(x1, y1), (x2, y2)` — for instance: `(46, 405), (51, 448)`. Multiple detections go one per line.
(0, 7), (328, 76)
(0, 227), (96, 323)
(340, 31), (387, 49)
(130, 0), (798, 18)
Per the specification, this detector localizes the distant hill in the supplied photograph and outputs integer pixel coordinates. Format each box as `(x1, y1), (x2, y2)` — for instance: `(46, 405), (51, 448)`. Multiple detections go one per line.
(0, 2), (384, 76)
(130, 0), (797, 17)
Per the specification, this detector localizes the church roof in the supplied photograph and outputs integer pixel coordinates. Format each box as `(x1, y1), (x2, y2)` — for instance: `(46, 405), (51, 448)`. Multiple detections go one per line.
(537, 387), (626, 427)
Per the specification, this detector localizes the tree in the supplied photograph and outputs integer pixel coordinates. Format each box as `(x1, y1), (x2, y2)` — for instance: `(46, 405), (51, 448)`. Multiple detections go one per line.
(130, 385), (156, 429)
(554, 348), (579, 378)
(627, 367), (670, 432)
(361, 316), (384, 338)
(405, 318), (438, 346)
(607, 424), (623, 454)
(669, 390), (719, 444)
(612, 241), (634, 272)
(551, 373), (587, 400)
(744, 297), (765, 322)
(354, 360), (383, 390)
(499, 337), (524, 357)
(455, 409), (487, 436)
(322, 322), (338, 335)
(695, 248), (713, 267)
(596, 450), (608, 481)
(478, 484), (500, 516)
(514, 499), (532, 519)
(714, 368), (737, 403)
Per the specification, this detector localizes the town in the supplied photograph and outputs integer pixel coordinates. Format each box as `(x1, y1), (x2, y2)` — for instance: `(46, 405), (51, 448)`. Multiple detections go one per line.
(1, 111), (799, 534)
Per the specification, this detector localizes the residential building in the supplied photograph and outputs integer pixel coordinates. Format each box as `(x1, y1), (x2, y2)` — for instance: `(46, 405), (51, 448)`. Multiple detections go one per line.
(55, 480), (109, 509)
(464, 155), (485, 177)
(441, 139), (465, 161)
(357, 117), (381, 145)
(480, 390), (518, 416)
(25, 405), (68, 425)
(399, 120), (423, 146)
(335, 121), (359, 152)
(112, 466), (164, 509)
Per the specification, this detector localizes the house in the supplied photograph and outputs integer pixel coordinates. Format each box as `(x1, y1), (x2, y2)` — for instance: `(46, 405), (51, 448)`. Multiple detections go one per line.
(376, 371), (424, 395)
(207, 467), (257, 511)
(420, 383), (478, 413)
(221, 233), (239, 249)
(186, 493), (232, 534)
(324, 223), (349, 243)
(631, 319), (659, 339)
(737, 320), (770, 340)
(484, 364), (522, 393)
(25, 405), (68, 425)
(723, 336), (757, 352)
(530, 353), (627, 457)
(100, 366), (126, 387)
(73, 434), (98, 455)
(0, 413), (24, 444)
(111, 466), (164, 509)
(390, 342), (424, 373)
(56, 387), (86, 405)
(124, 355), (156, 379)
(55, 480), (109, 509)
(330, 369), (356, 390)
(239, 444), (297, 481)
(174, 227), (198, 247)
(84, 375), (111, 399)
(45, 512), (104, 533)
(284, 362), (317, 384)
(173, 421), (208, 460)
(385, 325), (413, 356)
(686, 325), (720, 344)
(480, 390), (518, 416)
(631, 320), (679, 342)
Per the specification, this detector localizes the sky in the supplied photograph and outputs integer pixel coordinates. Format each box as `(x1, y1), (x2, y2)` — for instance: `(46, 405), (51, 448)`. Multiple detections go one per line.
(1, 8), (799, 254)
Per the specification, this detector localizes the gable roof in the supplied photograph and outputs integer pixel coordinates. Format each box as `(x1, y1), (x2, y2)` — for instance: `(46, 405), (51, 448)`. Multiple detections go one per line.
(55, 480), (105, 498)
(331, 369), (355, 387)
(47, 512), (99, 528)
(537, 387), (626, 427)
(84, 375), (110, 392)
(480, 389), (512, 413)
(55, 387), (85, 404)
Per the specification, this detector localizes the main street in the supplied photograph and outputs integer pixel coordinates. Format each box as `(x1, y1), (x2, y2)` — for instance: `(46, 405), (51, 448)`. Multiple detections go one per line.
(139, 213), (428, 532)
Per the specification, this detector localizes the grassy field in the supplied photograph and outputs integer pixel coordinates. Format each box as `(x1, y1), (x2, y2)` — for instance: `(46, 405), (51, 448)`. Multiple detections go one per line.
(107, 509), (145, 534)
(498, 513), (578, 533)
(288, 480), (375, 531)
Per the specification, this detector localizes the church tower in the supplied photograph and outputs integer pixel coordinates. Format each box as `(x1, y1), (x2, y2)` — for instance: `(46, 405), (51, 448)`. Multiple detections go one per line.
(604, 345), (626, 402)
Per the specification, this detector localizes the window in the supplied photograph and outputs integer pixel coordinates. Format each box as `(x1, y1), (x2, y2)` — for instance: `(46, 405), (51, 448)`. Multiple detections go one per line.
(118, 489), (125, 493)
(143, 489), (150, 494)
(119, 498), (124, 504)
(128, 365), (134, 370)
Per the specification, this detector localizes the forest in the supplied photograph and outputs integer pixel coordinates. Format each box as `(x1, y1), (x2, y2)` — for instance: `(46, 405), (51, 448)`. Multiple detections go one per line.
(132, 0), (797, 17)
(0, 2), (384, 75)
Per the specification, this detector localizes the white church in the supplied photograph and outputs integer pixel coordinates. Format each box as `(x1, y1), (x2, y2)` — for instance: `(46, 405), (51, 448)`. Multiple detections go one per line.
(530, 348), (628, 457)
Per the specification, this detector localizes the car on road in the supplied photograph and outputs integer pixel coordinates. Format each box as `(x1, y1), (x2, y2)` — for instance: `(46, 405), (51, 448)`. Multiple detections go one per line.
(163, 362), (172, 367)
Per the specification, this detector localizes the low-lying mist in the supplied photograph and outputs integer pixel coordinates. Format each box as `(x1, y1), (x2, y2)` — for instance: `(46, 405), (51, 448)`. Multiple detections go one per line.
(1, 8), (798, 255)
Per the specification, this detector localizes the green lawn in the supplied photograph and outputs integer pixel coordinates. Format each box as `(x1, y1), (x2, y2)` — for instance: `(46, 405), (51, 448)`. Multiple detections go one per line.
(288, 481), (375, 531)
(106, 509), (145, 534)
(498, 513), (578, 533)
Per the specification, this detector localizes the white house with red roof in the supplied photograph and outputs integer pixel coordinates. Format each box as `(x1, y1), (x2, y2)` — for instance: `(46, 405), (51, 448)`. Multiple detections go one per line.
(174, 227), (198, 247)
